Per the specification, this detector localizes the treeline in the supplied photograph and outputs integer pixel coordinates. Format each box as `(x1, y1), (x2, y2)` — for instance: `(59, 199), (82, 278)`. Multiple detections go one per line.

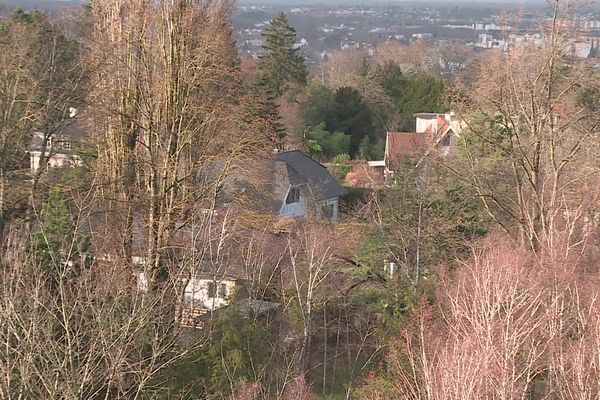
(302, 54), (448, 160)
(0, 2), (599, 400)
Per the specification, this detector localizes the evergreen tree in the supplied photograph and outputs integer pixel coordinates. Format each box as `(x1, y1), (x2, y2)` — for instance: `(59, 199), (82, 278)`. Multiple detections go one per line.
(328, 87), (374, 157)
(303, 80), (334, 127)
(242, 89), (286, 148)
(31, 186), (88, 291)
(383, 72), (447, 131)
(257, 12), (308, 97)
(305, 122), (351, 158)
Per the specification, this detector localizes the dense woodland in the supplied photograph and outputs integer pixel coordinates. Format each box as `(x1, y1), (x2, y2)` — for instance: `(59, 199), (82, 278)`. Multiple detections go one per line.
(0, 0), (599, 399)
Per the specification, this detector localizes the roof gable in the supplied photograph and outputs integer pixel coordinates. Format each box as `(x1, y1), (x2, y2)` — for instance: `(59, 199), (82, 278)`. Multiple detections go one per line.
(276, 150), (347, 201)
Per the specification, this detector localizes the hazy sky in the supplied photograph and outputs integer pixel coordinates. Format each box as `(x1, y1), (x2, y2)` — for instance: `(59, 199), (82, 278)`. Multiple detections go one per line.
(237, 0), (544, 3)
(4, 0), (547, 5)
(0, 0), (551, 9)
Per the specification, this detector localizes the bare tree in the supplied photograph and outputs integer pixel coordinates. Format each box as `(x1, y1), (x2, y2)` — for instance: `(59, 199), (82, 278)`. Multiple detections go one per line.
(356, 236), (600, 400)
(452, 0), (600, 252)
(0, 11), (84, 243)
(86, 0), (249, 288)
(431, 43), (475, 81)
(0, 197), (196, 398)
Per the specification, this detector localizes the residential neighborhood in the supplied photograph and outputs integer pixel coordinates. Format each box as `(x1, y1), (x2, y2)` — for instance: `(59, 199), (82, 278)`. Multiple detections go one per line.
(1, 1), (600, 399)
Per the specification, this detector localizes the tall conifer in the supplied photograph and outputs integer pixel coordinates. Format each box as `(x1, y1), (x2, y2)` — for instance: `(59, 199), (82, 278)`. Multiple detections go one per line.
(257, 12), (308, 97)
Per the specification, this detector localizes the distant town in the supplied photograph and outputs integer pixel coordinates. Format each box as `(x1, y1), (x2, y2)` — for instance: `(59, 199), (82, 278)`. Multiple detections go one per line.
(233, 2), (600, 65)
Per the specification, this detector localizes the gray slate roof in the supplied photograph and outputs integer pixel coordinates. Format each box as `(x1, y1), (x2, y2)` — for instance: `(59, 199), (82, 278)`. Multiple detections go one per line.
(276, 150), (347, 201)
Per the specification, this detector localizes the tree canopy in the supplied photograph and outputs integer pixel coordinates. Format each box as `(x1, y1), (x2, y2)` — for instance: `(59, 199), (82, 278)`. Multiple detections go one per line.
(256, 12), (308, 97)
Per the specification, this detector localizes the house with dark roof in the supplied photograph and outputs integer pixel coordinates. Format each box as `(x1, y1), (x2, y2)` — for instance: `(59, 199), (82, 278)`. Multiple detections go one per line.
(383, 112), (463, 179)
(275, 150), (347, 221)
(29, 112), (87, 173)
(196, 150), (347, 221)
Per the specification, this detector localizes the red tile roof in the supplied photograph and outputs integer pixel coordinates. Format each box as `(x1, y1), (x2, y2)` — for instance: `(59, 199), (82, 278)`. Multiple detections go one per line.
(385, 131), (430, 170)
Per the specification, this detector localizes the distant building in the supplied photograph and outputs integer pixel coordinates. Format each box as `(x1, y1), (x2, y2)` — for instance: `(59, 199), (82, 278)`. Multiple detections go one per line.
(196, 150), (347, 222)
(383, 112), (464, 179)
(412, 33), (434, 39)
(29, 113), (85, 173)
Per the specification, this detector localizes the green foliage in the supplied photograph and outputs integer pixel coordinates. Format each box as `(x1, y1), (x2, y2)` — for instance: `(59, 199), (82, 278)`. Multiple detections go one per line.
(302, 80), (380, 157)
(303, 80), (334, 127)
(306, 139), (323, 158)
(328, 87), (374, 157)
(352, 371), (399, 399)
(577, 86), (600, 111)
(257, 12), (308, 97)
(241, 89), (286, 147)
(354, 237), (387, 276)
(376, 60), (404, 83)
(328, 153), (352, 181)
(30, 186), (89, 291)
(205, 312), (272, 395)
(450, 113), (518, 230)
(358, 136), (384, 160)
(461, 113), (513, 158)
(156, 308), (275, 399)
(347, 160), (490, 338)
(383, 70), (447, 131)
(302, 82), (376, 159)
(32, 187), (72, 269)
(306, 123), (351, 158)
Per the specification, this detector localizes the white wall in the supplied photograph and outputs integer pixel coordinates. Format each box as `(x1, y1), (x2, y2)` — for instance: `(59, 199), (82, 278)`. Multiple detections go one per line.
(136, 271), (236, 312)
(30, 151), (82, 173)
(317, 198), (340, 221)
(183, 277), (236, 311)
(415, 116), (434, 134)
(279, 185), (309, 218)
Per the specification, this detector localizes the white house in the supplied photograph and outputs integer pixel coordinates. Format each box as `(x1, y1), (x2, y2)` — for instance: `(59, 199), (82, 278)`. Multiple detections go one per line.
(275, 151), (347, 221)
(381, 112), (464, 180)
(28, 114), (85, 173)
(136, 271), (236, 312)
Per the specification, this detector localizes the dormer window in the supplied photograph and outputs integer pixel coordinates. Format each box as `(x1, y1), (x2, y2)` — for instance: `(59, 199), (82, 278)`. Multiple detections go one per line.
(286, 187), (300, 204)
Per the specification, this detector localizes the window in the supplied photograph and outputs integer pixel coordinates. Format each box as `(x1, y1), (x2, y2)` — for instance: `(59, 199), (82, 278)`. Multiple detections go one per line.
(207, 281), (216, 298)
(207, 281), (228, 298)
(61, 140), (71, 151)
(286, 187), (300, 204)
(218, 283), (227, 298)
(441, 133), (451, 146)
(320, 203), (335, 219)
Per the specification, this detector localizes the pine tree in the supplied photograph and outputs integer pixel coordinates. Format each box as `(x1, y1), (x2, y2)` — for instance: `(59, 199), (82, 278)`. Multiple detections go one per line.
(31, 186), (88, 291)
(257, 12), (308, 97)
(328, 87), (374, 157)
(241, 89), (286, 149)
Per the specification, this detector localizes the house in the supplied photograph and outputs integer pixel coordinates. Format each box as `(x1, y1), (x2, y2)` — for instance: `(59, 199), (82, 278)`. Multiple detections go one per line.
(383, 112), (463, 179)
(275, 150), (347, 221)
(137, 270), (279, 329)
(29, 115), (85, 173)
(180, 273), (238, 312)
(136, 272), (236, 312)
(200, 150), (347, 221)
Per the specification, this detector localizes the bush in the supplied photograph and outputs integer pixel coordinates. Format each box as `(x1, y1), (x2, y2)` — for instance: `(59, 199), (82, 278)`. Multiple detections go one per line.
(328, 154), (352, 181)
